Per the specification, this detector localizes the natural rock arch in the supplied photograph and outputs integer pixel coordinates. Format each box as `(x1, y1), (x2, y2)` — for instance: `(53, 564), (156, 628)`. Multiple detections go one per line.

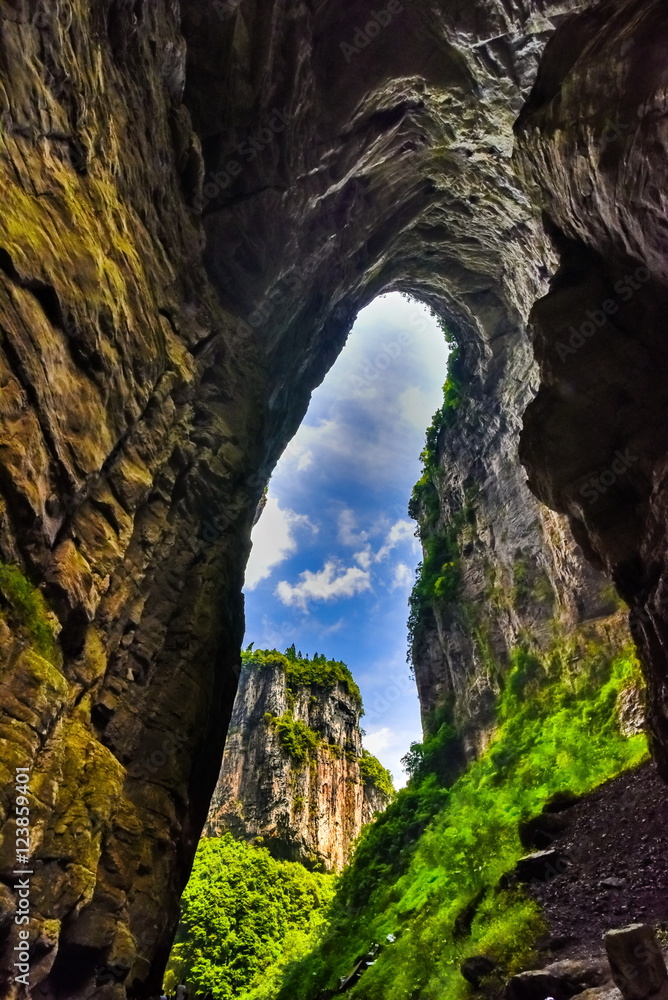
(0, 0), (666, 997)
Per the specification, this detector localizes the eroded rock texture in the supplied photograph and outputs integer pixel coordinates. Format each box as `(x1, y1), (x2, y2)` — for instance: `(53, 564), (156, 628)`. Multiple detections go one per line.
(205, 660), (388, 872)
(0, 0), (667, 996)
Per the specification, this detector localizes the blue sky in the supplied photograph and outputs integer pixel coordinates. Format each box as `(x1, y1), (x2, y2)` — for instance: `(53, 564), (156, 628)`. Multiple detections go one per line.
(243, 293), (449, 786)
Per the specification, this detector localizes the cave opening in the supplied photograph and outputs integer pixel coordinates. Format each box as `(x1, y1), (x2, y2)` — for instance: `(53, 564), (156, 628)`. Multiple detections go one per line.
(3, 2), (668, 999)
(241, 291), (450, 786)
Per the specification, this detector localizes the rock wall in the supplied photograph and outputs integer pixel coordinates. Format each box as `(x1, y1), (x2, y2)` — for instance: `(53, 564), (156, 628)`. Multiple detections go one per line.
(205, 660), (389, 872)
(0, 0), (667, 996)
(409, 324), (629, 758)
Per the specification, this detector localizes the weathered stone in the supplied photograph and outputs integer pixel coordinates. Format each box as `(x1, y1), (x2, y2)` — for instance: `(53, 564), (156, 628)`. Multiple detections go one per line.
(515, 850), (569, 883)
(205, 660), (390, 871)
(520, 811), (570, 850)
(461, 955), (496, 988)
(600, 877), (627, 890)
(505, 970), (577, 1000)
(506, 959), (606, 1000)
(604, 924), (668, 1000)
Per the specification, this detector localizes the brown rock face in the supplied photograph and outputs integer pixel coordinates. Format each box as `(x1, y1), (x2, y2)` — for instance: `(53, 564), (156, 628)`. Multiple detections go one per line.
(0, 0), (667, 996)
(205, 661), (389, 872)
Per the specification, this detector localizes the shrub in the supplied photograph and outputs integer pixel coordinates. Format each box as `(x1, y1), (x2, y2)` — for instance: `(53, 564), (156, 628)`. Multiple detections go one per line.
(358, 750), (395, 798)
(267, 712), (320, 765)
(273, 638), (648, 1000)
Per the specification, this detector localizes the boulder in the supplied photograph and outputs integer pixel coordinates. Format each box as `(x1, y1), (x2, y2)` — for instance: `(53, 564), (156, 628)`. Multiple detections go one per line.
(504, 970), (576, 1000)
(505, 959), (607, 1000)
(461, 955), (496, 988)
(515, 850), (569, 883)
(519, 811), (571, 850)
(604, 924), (668, 1000)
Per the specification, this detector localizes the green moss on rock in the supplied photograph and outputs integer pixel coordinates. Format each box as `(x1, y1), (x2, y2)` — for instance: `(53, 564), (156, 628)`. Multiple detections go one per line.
(0, 562), (60, 666)
(265, 712), (320, 765)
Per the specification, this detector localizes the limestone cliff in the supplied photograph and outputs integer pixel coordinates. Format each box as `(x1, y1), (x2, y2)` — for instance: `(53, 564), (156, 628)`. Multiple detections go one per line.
(205, 653), (391, 872)
(1, 1), (668, 997)
(408, 328), (632, 759)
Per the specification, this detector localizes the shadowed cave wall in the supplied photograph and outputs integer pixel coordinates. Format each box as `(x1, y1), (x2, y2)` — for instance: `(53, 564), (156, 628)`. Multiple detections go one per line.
(0, 0), (667, 996)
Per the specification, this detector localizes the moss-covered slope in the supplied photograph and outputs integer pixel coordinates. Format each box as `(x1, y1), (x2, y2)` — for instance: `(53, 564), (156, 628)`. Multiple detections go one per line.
(273, 634), (647, 1000)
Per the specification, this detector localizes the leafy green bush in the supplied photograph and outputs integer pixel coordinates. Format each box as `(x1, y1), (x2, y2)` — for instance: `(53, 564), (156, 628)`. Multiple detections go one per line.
(243, 647), (362, 708)
(266, 712), (320, 764)
(401, 717), (464, 786)
(0, 562), (59, 664)
(165, 835), (335, 1000)
(358, 749), (395, 798)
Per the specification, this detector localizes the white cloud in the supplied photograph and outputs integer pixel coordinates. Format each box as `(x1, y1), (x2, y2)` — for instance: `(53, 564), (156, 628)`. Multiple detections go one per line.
(338, 508), (369, 546)
(376, 519), (416, 561)
(364, 727), (393, 755)
(245, 496), (315, 590)
(281, 420), (336, 474)
(351, 519), (418, 569)
(391, 563), (413, 590)
(354, 547), (373, 570)
(399, 385), (438, 431)
(275, 560), (371, 612)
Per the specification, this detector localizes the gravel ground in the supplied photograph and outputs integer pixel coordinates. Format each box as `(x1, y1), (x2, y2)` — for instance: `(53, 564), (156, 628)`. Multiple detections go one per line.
(526, 761), (668, 959)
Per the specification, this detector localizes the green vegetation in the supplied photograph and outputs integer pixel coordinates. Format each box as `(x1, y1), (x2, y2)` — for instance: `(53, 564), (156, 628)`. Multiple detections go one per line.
(273, 637), (648, 1000)
(407, 323), (473, 650)
(0, 562), (60, 665)
(165, 835), (335, 1000)
(266, 712), (320, 765)
(358, 749), (395, 798)
(408, 320), (465, 525)
(243, 646), (362, 708)
(265, 716), (395, 798)
(400, 702), (463, 785)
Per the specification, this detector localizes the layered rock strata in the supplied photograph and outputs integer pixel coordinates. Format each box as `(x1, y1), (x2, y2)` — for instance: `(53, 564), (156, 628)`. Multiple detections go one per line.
(205, 659), (389, 872)
(0, 0), (667, 996)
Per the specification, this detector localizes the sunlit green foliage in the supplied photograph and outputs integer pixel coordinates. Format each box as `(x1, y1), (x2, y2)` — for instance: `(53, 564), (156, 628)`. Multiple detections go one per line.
(401, 703), (464, 785)
(165, 835), (335, 999)
(0, 562), (59, 664)
(242, 646), (362, 708)
(266, 712), (320, 765)
(408, 319), (465, 524)
(406, 324), (474, 651)
(274, 639), (648, 1000)
(358, 749), (395, 798)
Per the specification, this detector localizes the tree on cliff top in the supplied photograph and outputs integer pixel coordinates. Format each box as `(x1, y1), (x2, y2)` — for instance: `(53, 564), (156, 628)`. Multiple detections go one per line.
(241, 646), (363, 708)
